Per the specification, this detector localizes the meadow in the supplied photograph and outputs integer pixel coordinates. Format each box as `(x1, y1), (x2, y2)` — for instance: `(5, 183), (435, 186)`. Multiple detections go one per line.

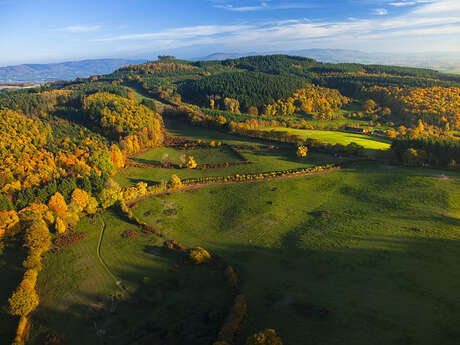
(262, 127), (392, 151)
(115, 121), (335, 187)
(32, 213), (231, 345)
(28, 122), (460, 345)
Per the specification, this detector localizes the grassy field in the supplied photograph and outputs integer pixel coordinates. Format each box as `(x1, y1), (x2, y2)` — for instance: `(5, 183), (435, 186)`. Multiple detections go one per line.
(0, 245), (26, 345)
(116, 146), (333, 187)
(115, 121), (335, 187)
(130, 162), (460, 345)
(262, 127), (391, 152)
(133, 146), (242, 166)
(30, 120), (460, 345)
(32, 212), (232, 345)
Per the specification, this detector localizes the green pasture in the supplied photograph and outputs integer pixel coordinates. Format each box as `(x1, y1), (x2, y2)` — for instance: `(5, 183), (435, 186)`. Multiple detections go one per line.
(133, 146), (241, 166)
(263, 127), (392, 151)
(116, 146), (333, 187)
(131, 162), (460, 345)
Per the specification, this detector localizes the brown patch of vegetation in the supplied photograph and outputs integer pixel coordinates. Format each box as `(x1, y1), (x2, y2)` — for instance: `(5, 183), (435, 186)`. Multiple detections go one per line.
(42, 333), (65, 345)
(121, 229), (138, 239)
(53, 231), (88, 249)
(163, 239), (186, 251)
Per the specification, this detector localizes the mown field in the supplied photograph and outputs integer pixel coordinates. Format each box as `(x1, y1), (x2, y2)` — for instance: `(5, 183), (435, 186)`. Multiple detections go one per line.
(262, 127), (392, 152)
(29, 123), (460, 345)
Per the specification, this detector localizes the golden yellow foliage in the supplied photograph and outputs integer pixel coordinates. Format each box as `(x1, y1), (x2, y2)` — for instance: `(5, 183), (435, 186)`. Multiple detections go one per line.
(48, 192), (67, 218)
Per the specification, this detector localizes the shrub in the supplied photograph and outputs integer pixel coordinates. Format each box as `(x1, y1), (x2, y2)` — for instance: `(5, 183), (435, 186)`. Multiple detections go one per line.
(43, 333), (65, 345)
(168, 174), (183, 189)
(121, 229), (138, 239)
(163, 239), (186, 250)
(188, 247), (212, 264)
(8, 277), (39, 316)
(225, 265), (239, 291)
(54, 231), (88, 249)
(217, 294), (248, 344)
(186, 156), (198, 169)
(246, 329), (283, 345)
(296, 145), (308, 158)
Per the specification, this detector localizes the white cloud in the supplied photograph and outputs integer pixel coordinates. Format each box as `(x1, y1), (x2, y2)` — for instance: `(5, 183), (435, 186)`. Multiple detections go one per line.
(56, 25), (101, 33)
(92, 25), (251, 42)
(214, 1), (318, 12)
(373, 8), (389, 15)
(91, 0), (460, 53)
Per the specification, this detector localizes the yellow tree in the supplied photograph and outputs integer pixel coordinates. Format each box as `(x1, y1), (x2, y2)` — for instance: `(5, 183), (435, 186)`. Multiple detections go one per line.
(186, 156), (198, 169)
(48, 192), (67, 218)
(168, 174), (183, 189)
(71, 188), (90, 212)
(296, 145), (308, 159)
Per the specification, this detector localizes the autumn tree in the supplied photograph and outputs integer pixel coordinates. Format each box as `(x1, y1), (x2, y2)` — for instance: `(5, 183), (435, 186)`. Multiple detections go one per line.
(168, 175), (183, 189)
(8, 275), (39, 316)
(48, 192), (67, 218)
(186, 156), (198, 169)
(296, 145), (308, 159)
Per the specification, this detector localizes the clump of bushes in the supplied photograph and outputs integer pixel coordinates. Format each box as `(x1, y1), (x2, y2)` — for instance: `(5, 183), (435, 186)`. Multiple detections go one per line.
(168, 174), (183, 189)
(54, 231), (88, 249)
(188, 247), (212, 264)
(121, 229), (138, 239)
(163, 239), (186, 251)
(215, 294), (248, 345)
(245, 329), (283, 345)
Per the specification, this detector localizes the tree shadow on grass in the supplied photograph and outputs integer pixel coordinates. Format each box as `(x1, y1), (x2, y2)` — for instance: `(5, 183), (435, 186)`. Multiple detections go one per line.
(29, 237), (232, 345)
(0, 244), (27, 345)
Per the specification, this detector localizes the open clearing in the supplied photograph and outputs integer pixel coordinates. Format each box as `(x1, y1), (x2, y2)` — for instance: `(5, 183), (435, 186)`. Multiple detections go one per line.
(34, 157), (460, 345)
(262, 127), (392, 152)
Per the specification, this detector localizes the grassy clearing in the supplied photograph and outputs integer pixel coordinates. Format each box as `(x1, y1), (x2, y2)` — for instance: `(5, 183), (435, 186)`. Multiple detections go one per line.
(133, 146), (241, 166)
(131, 162), (460, 345)
(32, 211), (231, 345)
(114, 119), (335, 187)
(263, 127), (392, 151)
(0, 244), (26, 345)
(116, 146), (333, 187)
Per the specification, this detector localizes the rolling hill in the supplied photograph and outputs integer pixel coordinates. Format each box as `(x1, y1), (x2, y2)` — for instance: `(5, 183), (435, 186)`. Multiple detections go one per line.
(0, 58), (146, 83)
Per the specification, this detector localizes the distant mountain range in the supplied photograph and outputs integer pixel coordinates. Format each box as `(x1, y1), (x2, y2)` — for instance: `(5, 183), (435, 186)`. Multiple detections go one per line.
(195, 49), (460, 73)
(0, 58), (146, 83)
(2, 50), (459, 84)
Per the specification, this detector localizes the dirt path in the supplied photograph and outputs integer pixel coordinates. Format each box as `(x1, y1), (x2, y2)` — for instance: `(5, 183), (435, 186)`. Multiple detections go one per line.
(97, 217), (124, 292)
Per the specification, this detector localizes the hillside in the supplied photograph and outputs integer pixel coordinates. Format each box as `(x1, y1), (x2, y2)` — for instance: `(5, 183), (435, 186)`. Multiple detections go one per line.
(0, 59), (146, 83)
(0, 55), (459, 345)
(196, 49), (460, 73)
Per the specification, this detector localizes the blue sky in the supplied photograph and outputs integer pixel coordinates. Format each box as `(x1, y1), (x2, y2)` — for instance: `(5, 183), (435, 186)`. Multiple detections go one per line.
(1, 0), (459, 65)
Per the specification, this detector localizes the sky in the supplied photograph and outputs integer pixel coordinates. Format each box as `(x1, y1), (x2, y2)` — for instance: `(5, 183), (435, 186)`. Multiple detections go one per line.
(0, 0), (459, 66)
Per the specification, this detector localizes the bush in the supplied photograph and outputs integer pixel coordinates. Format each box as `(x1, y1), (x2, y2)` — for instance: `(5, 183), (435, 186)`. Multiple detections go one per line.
(217, 294), (248, 344)
(121, 229), (138, 239)
(8, 277), (39, 316)
(168, 174), (183, 189)
(53, 231), (88, 249)
(188, 247), (212, 264)
(246, 329), (283, 345)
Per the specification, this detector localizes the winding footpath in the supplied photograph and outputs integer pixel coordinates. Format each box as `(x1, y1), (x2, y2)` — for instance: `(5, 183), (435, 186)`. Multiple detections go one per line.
(96, 216), (124, 292)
